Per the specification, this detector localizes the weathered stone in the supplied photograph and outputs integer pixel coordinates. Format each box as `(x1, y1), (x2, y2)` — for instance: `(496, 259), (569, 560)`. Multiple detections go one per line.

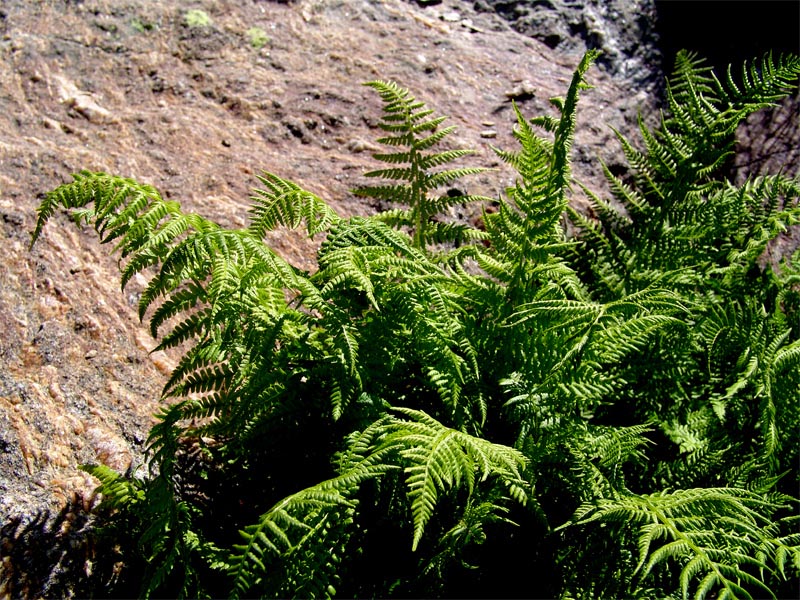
(476, 0), (662, 89)
(54, 76), (115, 125)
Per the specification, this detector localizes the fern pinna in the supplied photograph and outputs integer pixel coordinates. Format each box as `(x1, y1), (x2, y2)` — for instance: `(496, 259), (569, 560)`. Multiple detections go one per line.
(31, 51), (800, 599)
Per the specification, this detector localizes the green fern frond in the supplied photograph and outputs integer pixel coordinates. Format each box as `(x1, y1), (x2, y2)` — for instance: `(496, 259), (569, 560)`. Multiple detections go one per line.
(354, 80), (489, 250)
(229, 457), (396, 599)
(594, 313), (683, 363)
(148, 282), (206, 338)
(507, 287), (685, 329)
(229, 488), (355, 598)
(483, 52), (598, 311)
(723, 51), (800, 107)
(81, 463), (145, 509)
(152, 308), (211, 351)
(547, 49), (600, 204)
(32, 171), (163, 247)
(422, 492), (517, 579)
(425, 167), (487, 189)
(569, 487), (796, 600)
(417, 149), (474, 169)
(363, 166), (417, 182)
(377, 407), (529, 551)
(423, 221), (490, 249)
(580, 424), (654, 470)
(249, 171), (340, 238)
(319, 245), (380, 308)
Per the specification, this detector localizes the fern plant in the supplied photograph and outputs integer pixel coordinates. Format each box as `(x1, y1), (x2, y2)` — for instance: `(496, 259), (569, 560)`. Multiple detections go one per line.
(568, 488), (799, 600)
(353, 80), (491, 252)
(31, 50), (800, 599)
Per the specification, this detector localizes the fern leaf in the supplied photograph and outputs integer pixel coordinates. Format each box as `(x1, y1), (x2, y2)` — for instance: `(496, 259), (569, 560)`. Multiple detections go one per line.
(378, 407), (528, 551)
(229, 462), (393, 599)
(356, 80), (487, 250)
(249, 172), (339, 238)
(546, 49), (600, 207)
(569, 488), (794, 600)
(81, 463), (145, 508)
(32, 171), (162, 247)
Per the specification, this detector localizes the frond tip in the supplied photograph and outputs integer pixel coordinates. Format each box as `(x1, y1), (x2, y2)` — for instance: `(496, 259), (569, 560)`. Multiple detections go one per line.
(249, 171), (340, 239)
(31, 170), (169, 250)
(354, 80), (490, 250)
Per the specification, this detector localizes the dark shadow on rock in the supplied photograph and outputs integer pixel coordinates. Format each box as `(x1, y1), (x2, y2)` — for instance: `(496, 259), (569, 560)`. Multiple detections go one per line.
(0, 496), (112, 599)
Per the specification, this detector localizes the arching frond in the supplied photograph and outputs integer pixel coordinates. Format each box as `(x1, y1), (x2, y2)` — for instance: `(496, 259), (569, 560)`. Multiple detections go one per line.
(249, 171), (340, 238)
(569, 488), (799, 600)
(229, 468), (381, 599)
(378, 407), (529, 551)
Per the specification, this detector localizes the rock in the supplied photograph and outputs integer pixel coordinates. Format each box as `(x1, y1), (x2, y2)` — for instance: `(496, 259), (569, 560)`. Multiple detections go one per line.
(85, 427), (132, 474)
(54, 76), (114, 125)
(476, 0), (662, 89)
(346, 138), (383, 154)
(504, 80), (537, 100)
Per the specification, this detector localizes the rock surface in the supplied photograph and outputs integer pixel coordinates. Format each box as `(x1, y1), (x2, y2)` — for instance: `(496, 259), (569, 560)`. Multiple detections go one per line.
(0, 0), (796, 595)
(476, 0), (662, 87)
